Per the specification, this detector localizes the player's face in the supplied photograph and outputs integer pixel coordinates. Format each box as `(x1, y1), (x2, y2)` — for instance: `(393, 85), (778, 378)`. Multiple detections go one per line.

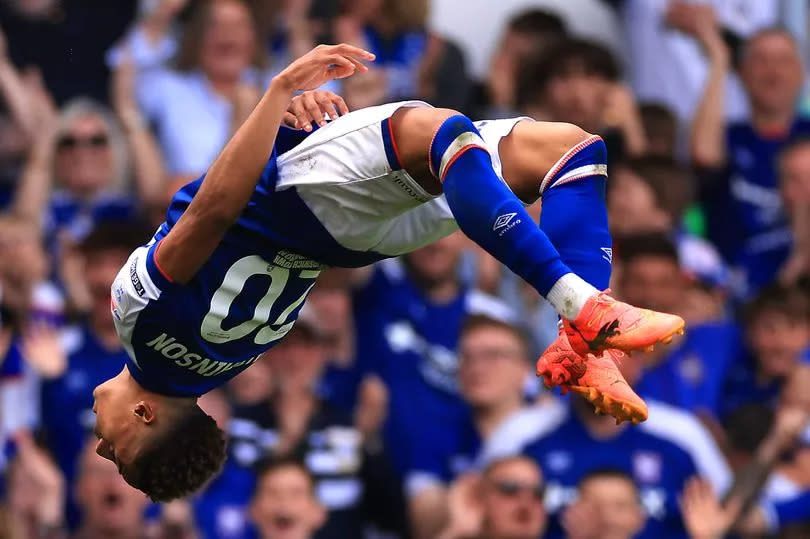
(618, 255), (683, 313)
(75, 438), (147, 532)
(458, 326), (527, 408)
(481, 459), (546, 539)
(55, 114), (112, 195)
(578, 477), (644, 539)
(91, 370), (148, 479)
(741, 33), (803, 115)
(250, 466), (324, 539)
(200, 0), (256, 81)
(749, 311), (810, 379)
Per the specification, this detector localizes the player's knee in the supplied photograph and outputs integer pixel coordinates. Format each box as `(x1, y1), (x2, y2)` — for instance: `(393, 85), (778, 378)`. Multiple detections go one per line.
(553, 122), (593, 151)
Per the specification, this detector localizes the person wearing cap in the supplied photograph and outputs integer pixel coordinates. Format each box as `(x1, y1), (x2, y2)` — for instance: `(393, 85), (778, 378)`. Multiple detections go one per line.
(614, 232), (743, 417)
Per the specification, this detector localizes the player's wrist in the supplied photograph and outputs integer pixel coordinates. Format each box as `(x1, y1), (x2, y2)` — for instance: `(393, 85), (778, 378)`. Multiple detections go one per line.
(270, 73), (297, 95)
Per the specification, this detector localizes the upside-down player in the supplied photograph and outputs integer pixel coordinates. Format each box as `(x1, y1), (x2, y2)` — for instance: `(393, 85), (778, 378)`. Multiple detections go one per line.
(93, 44), (685, 501)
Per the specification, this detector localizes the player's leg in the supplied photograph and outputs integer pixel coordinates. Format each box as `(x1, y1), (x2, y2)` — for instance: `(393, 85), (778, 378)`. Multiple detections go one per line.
(391, 108), (593, 315)
(392, 111), (681, 423)
(391, 109), (683, 350)
(499, 120), (680, 422)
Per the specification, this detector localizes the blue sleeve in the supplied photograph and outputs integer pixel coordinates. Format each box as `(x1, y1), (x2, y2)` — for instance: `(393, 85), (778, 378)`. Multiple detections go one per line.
(773, 490), (810, 528)
(275, 124), (319, 155)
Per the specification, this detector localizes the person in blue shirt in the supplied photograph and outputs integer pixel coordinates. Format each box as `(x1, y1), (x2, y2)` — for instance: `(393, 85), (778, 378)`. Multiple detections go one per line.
(521, 355), (730, 539)
(720, 284), (810, 420)
(689, 20), (810, 297)
(352, 234), (515, 482)
(616, 233), (742, 416)
(92, 43), (683, 502)
(404, 314), (540, 538)
(38, 220), (148, 528)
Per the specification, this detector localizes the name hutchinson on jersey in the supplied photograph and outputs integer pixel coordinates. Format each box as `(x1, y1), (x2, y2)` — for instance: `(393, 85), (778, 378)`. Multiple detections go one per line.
(145, 332), (262, 376)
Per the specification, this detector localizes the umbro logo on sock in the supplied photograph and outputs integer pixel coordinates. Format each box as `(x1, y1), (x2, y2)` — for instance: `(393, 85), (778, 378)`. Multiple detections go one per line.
(493, 212), (518, 231)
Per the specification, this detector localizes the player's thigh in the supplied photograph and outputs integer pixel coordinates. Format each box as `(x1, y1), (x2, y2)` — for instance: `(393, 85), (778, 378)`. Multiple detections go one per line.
(390, 106), (460, 193)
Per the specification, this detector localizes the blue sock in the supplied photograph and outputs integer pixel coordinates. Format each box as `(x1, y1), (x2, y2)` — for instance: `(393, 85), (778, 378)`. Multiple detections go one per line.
(540, 177), (612, 290)
(431, 115), (571, 296)
(539, 136), (612, 290)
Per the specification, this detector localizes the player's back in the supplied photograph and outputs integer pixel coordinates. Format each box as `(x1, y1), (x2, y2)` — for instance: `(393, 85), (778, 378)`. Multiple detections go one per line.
(111, 103), (526, 396)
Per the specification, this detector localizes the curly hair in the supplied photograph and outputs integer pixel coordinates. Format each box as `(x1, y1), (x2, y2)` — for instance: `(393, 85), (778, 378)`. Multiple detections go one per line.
(125, 405), (226, 502)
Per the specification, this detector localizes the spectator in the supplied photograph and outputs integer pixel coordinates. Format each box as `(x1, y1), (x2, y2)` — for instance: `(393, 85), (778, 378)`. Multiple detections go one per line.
(439, 456), (547, 539)
(625, 0), (780, 127)
(36, 220), (148, 528)
(0, 215), (59, 449)
(249, 458), (326, 539)
(686, 405), (810, 538)
(473, 9), (567, 118)
(192, 388), (254, 538)
(562, 470), (645, 539)
(639, 103), (679, 158)
(720, 285), (810, 420)
(690, 20), (808, 297)
(516, 38), (646, 160)
(73, 436), (149, 539)
(12, 62), (163, 244)
(306, 273), (364, 414)
(0, 0), (138, 104)
(616, 233), (741, 416)
(334, 0), (469, 109)
(133, 0), (266, 175)
(778, 138), (810, 284)
(5, 432), (66, 538)
(521, 355), (730, 538)
(228, 308), (406, 538)
(352, 234), (514, 489)
(408, 315), (540, 538)
(607, 165), (672, 237)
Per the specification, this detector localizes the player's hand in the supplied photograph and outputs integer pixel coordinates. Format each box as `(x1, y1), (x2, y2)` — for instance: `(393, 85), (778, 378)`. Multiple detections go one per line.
(284, 90), (349, 131)
(274, 44), (375, 93)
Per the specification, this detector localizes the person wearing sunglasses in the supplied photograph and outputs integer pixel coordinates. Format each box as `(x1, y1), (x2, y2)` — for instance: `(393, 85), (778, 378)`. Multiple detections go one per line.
(12, 65), (164, 249)
(439, 456), (547, 539)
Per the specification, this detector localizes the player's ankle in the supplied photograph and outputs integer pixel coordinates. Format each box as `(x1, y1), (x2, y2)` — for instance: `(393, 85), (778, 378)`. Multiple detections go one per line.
(546, 273), (599, 319)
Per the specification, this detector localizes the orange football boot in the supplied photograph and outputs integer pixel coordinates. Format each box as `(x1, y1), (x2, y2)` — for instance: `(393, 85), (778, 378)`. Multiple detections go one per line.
(536, 332), (648, 424)
(563, 290), (685, 357)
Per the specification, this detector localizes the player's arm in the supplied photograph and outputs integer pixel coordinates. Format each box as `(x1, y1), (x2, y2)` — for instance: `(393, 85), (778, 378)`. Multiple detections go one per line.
(155, 45), (373, 284)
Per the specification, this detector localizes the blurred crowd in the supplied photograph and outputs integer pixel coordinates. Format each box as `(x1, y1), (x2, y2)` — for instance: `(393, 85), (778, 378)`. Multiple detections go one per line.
(0, 0), (809, 538)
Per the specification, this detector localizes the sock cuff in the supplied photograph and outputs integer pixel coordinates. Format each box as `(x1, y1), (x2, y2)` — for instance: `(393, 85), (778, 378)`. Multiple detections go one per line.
(540, 135), (607, 195)
(429, 115), (488, 181)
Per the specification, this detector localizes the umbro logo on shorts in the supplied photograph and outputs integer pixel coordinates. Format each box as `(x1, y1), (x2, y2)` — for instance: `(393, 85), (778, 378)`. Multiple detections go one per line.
(493, 213), (518, 231)
(601, 247), (613, 263)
